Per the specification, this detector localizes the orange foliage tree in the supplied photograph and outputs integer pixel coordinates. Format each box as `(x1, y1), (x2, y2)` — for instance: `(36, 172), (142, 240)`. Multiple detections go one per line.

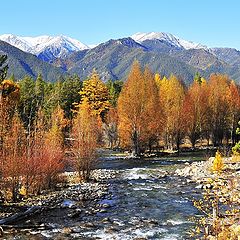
(182, 79), (209, 147)
(0, 80), (20, 198)
(71, 99), (99, 181)
(2, 113), (26, 201)
(228, 80), (240, 145)
(142, 67), (161, 152)
(42, 105), (66, 188)
(118, 61), (160, 156)
(76, 70), (111, 121)
(207, 74), (232, 146)
(158, 75), (185, 151)
(23, 108), (46, 195)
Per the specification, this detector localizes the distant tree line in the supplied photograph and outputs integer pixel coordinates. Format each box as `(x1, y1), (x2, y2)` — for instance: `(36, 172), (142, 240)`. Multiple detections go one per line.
(118, 61), (240, 155)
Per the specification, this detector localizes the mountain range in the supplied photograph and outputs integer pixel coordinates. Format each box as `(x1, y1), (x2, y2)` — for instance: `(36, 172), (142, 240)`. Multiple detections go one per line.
(1, 32), (240, 84)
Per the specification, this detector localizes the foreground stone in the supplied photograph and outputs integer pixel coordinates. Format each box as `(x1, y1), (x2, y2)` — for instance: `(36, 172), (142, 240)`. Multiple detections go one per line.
(0, 169), (119, 238)
(175, 157), (240, 181)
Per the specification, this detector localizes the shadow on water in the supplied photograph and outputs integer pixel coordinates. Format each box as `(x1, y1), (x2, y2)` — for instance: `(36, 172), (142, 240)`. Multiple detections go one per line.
(97, 149), (213, 170)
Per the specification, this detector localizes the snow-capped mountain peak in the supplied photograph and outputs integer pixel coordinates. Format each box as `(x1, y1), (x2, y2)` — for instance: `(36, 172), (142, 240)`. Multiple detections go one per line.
(0, 34), (34, 52)
(131, 32), (208, 50)
(0, 34), (89, 61)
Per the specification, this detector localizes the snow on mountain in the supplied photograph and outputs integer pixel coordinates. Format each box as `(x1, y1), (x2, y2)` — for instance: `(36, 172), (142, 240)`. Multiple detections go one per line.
(0, 34), (34, 52)
(131, 32), (208, 50)
(0, 32), (209, 63)
(0, 34), (89, 61)
(88, 43), (99, 49)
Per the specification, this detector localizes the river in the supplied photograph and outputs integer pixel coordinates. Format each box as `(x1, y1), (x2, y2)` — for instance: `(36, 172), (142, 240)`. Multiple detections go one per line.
(71, 151), (205, 239)
(4, 151), (208, 239)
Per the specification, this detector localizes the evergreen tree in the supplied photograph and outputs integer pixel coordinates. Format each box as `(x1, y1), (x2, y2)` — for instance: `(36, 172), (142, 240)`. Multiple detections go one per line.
(18, 76), (36, 129)
(0, 55), (8, 83)
(59, 75), (82, 119)
(35, 74), (45, 107)
(194, 72), (202, 85)
(106, 80), (123, 107)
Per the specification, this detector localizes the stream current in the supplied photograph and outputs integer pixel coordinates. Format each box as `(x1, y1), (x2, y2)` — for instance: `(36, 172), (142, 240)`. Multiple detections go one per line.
(75, 153), (203, 239)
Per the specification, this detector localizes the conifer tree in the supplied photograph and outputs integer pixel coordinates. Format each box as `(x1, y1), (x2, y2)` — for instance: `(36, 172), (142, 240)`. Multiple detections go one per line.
(59, 75), (82, 119)
(0, 55), (8, 83)
(78, 70), (111, 121)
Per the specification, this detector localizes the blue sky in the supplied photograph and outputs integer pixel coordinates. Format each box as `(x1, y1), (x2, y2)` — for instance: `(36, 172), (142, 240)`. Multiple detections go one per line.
(1, 0), (240, 48)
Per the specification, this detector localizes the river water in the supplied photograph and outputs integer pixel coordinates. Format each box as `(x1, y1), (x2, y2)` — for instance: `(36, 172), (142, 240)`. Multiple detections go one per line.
(5, 152), (207, 239)
(72, 152), (204, 240)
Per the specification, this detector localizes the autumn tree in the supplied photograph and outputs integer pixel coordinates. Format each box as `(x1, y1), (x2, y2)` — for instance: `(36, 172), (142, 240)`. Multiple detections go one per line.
(142, 66), (161, 152)
(78, 70), (111, 121)
(23, 108), (46, 195)
(42, 105), (66, 188)
(154, 73), (161, 86)
(208, 74), (232, 146)
(2, 113), (26, 201)
(183, 79), (208, 147)
(0, 80), (20, 181)
(71, 99), (99, 181)
(118, 61), (160, 156)
(228, 80), (240, 145)
(158, 75), (185, 151)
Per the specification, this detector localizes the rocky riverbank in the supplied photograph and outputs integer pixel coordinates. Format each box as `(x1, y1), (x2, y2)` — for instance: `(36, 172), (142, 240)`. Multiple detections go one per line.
(0, 169), (119, 239)
(175, 156), (240, 239)
(175, 157), (240, 181)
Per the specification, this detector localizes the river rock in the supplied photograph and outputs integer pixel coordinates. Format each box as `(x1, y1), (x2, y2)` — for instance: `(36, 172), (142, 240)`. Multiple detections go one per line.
(106, 226), (120, 233)
(99, 208), (107, 213)
(102, 217), (112, 223)
(102, 203), (111, 208)
(68, 209), (82, 218)
(0, 226), (3, 237)
(113, 220), (124, 226)
(83, 222), (95, 228)
(71, 226), (82, 233)
(148, 219), (158, 225)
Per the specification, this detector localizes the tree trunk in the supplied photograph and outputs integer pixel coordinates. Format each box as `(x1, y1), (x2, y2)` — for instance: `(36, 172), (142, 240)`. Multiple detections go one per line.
(132, 130), (140, 156)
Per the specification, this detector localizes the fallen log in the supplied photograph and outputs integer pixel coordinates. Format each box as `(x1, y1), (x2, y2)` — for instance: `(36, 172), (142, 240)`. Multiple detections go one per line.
(0, 223), (52, 230)
(0, 206), (40, 225)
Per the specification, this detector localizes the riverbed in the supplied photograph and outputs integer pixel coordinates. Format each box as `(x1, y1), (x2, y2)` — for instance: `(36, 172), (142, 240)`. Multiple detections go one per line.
(2, 151), (208, 239)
